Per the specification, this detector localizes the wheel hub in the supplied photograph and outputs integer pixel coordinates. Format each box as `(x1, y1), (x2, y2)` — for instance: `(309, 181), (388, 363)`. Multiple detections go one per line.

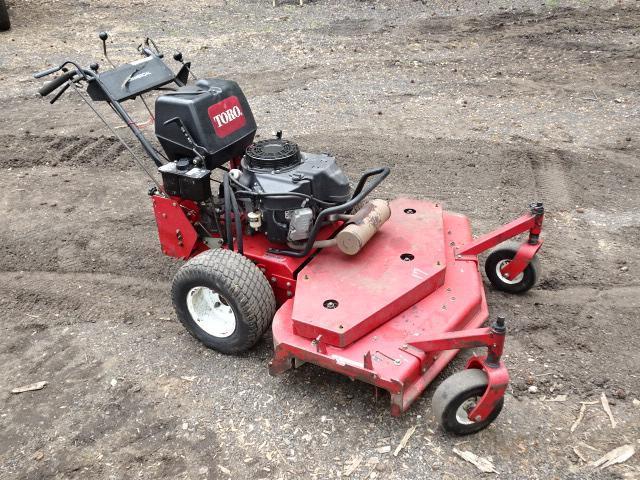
(186, 286), (236, 338)
(495, 259), (524, 284)
(455, 397), (480, 425)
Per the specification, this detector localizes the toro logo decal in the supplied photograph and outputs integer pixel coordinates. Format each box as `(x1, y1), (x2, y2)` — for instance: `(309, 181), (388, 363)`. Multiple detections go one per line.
(208, 96), (246, 138)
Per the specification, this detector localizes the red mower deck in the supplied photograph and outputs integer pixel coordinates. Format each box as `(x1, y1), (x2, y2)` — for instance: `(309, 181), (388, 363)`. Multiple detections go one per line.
(269, 199), (509, 417)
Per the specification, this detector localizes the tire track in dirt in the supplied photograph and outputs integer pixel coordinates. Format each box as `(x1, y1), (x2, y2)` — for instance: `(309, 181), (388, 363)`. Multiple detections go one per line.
(529, 151), (572, 211)
(0, 133), (131, 170)
(0, 270), (173, 327)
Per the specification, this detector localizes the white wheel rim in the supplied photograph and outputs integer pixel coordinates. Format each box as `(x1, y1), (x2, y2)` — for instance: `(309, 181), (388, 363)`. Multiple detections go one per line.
(495, 259), (524, 285)
(186, 286), (236, 338)
(455, 397), (480, 425)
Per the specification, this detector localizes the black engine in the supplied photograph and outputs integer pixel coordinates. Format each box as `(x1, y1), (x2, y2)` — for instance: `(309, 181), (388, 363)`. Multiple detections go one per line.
(155, 79), (351, 246)
(236, 138), (350, 243)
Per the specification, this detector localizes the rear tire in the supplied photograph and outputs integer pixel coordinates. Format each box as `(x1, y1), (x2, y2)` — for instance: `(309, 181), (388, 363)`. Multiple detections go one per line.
(432, 369), (504, 435)
(171, 249), (276, 354)
(485, 241), (540, 294)
(0, 0), (10, 31)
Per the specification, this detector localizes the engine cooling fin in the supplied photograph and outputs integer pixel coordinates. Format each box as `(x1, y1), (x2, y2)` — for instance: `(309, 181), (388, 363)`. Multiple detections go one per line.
(245, 139), (301, 170)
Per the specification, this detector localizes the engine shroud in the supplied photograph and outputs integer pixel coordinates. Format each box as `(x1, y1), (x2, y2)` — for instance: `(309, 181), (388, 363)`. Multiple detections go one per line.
(239, 139), (351, 244)
(155, 78), (257, 169)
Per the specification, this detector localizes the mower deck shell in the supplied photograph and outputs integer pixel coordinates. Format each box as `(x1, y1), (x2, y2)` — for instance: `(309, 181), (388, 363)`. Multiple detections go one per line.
(292, 199), (446, 347)
(269, 199), (497, 415)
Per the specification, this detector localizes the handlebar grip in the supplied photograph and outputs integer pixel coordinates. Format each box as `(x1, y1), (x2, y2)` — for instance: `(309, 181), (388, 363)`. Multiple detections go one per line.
(38, 70), (76, 97)
(33, 65), (61, 79)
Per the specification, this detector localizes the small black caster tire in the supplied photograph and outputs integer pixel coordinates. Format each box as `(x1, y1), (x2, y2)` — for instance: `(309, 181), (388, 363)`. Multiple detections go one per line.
(485, 240), (540, 294)
(171, 249), (276, 354)
(432, 369), (504, 435)
(0, 0), (10, 31)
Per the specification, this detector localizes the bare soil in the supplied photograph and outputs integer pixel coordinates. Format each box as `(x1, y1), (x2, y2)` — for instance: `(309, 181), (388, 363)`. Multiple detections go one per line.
(1, 0), (639, 479)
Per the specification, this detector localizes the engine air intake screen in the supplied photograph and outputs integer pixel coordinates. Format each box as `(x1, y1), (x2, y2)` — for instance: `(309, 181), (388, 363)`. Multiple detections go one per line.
(245, 139), (301, 170)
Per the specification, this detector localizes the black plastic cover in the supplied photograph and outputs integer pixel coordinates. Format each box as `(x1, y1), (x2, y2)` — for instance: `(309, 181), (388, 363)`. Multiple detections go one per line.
(87, 55), (176, 102)
(155, 79), (257, 169)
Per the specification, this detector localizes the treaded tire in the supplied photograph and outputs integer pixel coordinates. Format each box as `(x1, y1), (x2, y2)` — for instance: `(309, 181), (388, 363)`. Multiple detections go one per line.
(0, 0), (10, 31)
(171, 249), (276, 354)
(432, 369), (504, 435)
(485, 240), (540, 294)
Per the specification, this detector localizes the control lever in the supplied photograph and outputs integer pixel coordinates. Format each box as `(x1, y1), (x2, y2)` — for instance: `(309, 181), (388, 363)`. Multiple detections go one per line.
(163, 116), (207, 162)
(49, 82), (70, 104)
(99, 31), (117, 68)
(138, 37), (163, 58)
(173, 51), (198, 83)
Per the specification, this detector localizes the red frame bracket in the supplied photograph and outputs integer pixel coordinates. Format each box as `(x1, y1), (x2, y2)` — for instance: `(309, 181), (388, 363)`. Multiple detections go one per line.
(499, 240), (543, 280)
(465, 356), (509, 422)
(407, 320), (508, 422)
(455, 203), (544, 280)
(152, 195), (200, 259)
(456, 206), (543, 257)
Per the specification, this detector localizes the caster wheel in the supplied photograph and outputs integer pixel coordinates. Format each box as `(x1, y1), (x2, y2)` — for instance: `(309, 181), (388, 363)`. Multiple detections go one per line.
(485, 241), (540, 294)
(432, 369), (504, 435)
(171, 249), (276, 354)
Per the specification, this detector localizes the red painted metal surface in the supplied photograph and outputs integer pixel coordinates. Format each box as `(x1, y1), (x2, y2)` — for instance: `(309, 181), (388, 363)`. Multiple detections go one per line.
(466, 356), (509, 422)
(456, 212), (537, 256)
(242, 233), (308, 305)
(152, 195), (200, 259)
(292, 199), (446, 348)
(499, 240), (543, 280)
(270, 205), (502, 415)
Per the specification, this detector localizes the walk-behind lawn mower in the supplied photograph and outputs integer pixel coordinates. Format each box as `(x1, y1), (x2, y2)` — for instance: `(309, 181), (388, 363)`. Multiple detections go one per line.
(35, 34), (545, 434)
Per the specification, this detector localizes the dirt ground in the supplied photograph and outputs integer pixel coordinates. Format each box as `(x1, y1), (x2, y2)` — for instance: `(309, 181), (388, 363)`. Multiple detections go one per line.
(1, 0), (639, 478)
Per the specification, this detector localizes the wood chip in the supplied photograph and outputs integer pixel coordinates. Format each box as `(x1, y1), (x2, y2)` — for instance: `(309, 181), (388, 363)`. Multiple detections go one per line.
(600, 392), (617, 428)
(344, 456), (362, 476)
(545, 394), (568, 402)
(393, 426), (416, 457)
(453, 448), (498, 473)
(375, 446), (391, 454)
(573, 446), (587, 462)
(11, 381), (48, 394)
(592, 444), (635, 469)
(571, 404), (587, 433)
(217, 465), (231, 475)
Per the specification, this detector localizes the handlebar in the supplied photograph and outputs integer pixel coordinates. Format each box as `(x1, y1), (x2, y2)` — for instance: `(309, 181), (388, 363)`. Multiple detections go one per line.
(33, 65), (63, 79)
(38, 70), (77, 97)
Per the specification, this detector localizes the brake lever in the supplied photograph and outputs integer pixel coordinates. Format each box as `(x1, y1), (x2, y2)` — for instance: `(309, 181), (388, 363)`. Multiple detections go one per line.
(145, 37), (163, 58)
(50, 82), (71, 104)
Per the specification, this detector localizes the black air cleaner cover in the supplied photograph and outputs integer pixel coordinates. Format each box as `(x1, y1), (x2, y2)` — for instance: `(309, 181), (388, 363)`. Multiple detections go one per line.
(155, 79), (257, 168)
